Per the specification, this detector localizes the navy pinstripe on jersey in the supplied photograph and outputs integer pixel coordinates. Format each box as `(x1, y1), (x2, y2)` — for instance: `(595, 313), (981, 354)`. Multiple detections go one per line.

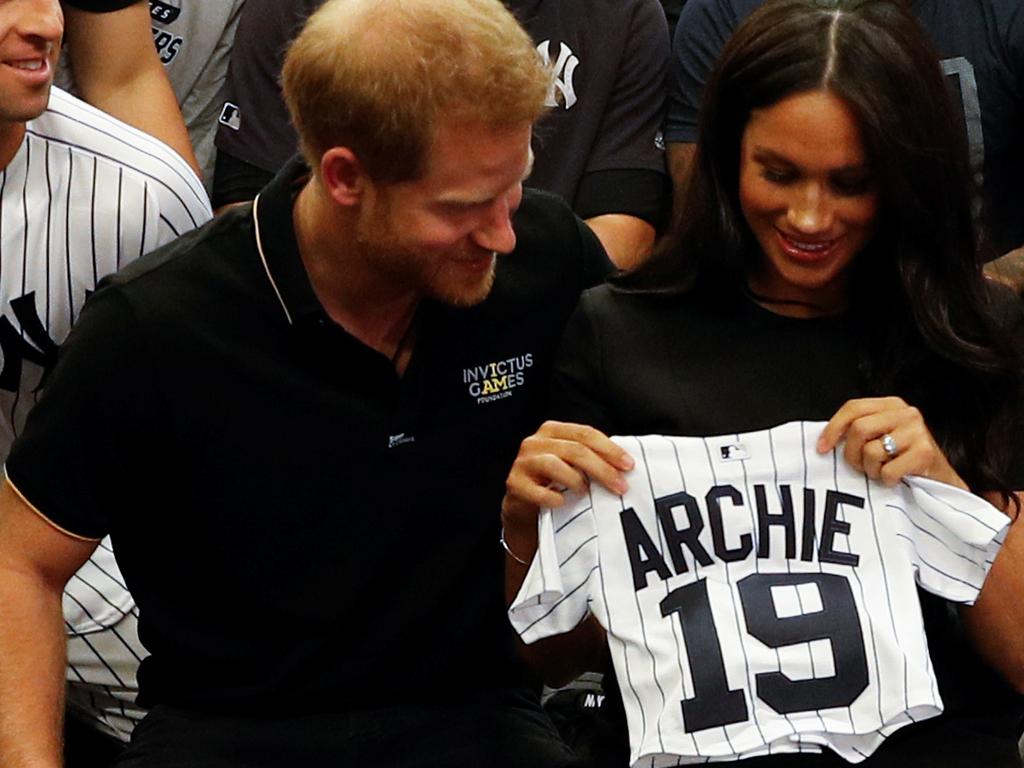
(0, 86), (211, 741)
(509, 421), (1008, 765)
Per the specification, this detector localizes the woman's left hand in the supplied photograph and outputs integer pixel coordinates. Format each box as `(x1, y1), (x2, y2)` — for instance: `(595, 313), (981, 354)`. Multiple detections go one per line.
(817, 397), (968, 490)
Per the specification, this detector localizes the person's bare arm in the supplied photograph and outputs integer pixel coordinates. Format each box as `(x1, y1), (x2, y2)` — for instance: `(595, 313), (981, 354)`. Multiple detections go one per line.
(960, 494), (1024, 693)
(0, 478), (98, 767)
(63, 1), (200, 175)
(584, 214), (656, 271)
(666, 141), (696, 225)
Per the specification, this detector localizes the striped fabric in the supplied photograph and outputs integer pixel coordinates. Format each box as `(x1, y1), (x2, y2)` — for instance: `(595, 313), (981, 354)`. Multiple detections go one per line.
(509, 422), (1009, 765)
(0, 86), (211, 741)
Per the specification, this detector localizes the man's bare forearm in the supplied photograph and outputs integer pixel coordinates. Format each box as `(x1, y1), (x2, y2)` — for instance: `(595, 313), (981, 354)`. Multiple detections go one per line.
(0, 480), (99, 767)
(0, 567), (67, 767)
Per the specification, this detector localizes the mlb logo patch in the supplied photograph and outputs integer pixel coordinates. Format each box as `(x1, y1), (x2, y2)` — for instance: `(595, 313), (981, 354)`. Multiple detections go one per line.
(720, 442), (749, 462)
(218, 103), (241, 131)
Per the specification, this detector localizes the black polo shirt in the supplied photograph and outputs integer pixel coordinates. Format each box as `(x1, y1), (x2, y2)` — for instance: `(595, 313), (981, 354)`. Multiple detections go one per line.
(7, 160), (610, 713)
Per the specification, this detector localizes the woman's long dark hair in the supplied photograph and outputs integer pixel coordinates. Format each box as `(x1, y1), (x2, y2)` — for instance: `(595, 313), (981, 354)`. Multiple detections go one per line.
(622, 0), (1022, 504)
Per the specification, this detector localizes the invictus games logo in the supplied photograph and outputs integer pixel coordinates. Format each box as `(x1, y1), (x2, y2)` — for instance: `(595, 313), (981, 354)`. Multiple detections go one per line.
(536, 40), (579, 110)
(462, 354), (534, 405)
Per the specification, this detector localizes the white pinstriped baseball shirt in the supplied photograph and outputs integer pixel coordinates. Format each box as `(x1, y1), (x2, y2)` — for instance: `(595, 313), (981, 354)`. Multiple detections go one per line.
(509, 422), (1009, 765)
(1, 86), (211, 740)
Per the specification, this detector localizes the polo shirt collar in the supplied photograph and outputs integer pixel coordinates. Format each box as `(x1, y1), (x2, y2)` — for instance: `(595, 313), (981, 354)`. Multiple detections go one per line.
(251, 155), (327, 328)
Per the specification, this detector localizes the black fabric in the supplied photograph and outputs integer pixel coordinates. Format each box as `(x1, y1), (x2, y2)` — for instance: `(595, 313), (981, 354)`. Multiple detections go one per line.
(212, 0), (320, 174)
(547, 284), (1024, 766)
(7, 160), (610, 719)
(572, 168), (668, 225)
(65, 713), (124, 768)
(61, 0), (139, 11)
(211, 148), (274, 209)
(115, 690), (578, 768)
(660, 0), (687, 39)
(666, 0), (1024, 253)
(510, 0), (670, 209)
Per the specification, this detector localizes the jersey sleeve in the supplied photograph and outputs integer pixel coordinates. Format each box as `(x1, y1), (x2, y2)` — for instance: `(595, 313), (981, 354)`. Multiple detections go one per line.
(5, 284), (163, 540)
(665, 0), (737, 143)
(508, 490), (599, 644)
(897, 476), (1010, 603)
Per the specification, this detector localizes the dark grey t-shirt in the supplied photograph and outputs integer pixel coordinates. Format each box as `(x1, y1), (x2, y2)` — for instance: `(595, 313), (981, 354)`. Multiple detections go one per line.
(214, 0), (670, 223)
(667, 0), (1024, 253)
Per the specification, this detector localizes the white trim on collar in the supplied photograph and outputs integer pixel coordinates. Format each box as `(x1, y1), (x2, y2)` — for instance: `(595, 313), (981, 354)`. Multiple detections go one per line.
(252, 193), (294, 326)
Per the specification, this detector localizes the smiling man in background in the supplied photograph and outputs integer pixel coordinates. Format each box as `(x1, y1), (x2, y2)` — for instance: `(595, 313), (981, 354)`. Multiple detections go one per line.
(0, 0), (607, 766)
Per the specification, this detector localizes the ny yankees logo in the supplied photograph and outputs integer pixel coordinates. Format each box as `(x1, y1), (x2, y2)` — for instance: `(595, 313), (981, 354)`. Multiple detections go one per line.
(536, 40), (579, 110)
(0, 293), (60, 393)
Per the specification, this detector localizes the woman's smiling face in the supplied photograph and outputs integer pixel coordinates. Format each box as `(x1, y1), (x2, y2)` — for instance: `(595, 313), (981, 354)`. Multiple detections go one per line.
(740, 89), (879, 316)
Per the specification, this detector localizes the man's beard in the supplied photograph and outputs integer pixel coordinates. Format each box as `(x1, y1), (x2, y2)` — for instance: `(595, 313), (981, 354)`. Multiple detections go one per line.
(355, 206), (498, 308)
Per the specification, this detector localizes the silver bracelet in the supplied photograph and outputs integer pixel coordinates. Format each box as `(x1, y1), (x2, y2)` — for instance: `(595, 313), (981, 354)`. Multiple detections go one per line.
(500, 527), (530, 565)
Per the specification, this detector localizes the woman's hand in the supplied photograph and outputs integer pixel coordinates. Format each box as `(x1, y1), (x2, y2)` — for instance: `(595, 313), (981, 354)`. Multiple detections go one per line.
(502, 420), (634, 525)
(501, 421), (631, 684)
(817, 397), (967, 490)
(501, 421), (634, 570)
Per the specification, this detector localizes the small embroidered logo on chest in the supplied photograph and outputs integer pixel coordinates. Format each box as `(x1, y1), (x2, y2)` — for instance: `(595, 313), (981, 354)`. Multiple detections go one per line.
(388, 433), (415, 449)
(461, 353), (535, 405)
(536, 40), (579, 110)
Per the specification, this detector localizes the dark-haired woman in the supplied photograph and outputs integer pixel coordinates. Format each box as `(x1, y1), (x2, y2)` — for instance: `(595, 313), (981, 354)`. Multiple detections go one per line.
(501, 0), (1024, 765)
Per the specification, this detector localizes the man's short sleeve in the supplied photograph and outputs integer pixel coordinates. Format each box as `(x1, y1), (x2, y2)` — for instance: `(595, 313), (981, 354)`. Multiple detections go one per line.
(574, 0), (669, 223)
(582, 0), (669, 178)
(5, 284), (161, 540)
(213, 0), (322, 175)
(665, 0), (746, 143)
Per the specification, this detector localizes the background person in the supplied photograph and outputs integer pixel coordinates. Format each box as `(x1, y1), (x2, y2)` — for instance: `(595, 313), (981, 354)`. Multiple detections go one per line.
(59, 0), (199, 174)
(213, 0), (669, 268)
(59, 0), (247, 186)
(0, 0), (211, 764)
(502, 1), (1024, 766)
(0, 0), (608, 765)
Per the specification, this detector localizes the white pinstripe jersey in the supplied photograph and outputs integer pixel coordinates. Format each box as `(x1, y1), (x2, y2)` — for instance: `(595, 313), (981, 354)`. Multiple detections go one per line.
(0, 86), (211, 740)
(509, 422), (1009, 765)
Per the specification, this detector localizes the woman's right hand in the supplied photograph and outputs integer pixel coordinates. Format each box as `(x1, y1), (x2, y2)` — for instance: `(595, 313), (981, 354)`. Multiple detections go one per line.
(501, 421), (634, 563)
(501, 421), (632, 684)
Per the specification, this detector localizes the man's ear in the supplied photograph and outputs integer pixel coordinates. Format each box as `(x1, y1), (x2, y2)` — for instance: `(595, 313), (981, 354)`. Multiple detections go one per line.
(319, 147), (367, 207)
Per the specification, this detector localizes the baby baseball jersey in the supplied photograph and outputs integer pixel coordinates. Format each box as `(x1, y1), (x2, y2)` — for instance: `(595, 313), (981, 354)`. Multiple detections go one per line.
(509, 422), (1009, 764)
